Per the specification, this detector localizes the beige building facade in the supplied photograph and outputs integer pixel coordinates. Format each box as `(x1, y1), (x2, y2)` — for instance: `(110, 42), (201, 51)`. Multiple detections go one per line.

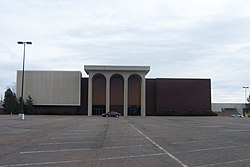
(16, 71), (81, 106)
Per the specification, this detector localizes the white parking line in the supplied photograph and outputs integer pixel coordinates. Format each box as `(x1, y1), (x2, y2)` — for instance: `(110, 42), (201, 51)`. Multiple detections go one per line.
(66, 130), (103, 133)
(48, 136), (100, 140)
(38, 141), (96, 145)
(171, 138), (239, 145)
(172, 140), (202, 145)
(193, 158), (250, 167)
(48, 136), (89, 139)
(20, 144), (149, 154)
(111, 138), (145, 142)
(199, 126), (223, 128)
(103, 144), (148, 150)
(224, 129), (250, 132)
(20, 148), (92, 154)
(125, 121), (189, 167)
(0, 160), (81, 167)
(175, 145), (241, 154)
(98, 152), (167, 160)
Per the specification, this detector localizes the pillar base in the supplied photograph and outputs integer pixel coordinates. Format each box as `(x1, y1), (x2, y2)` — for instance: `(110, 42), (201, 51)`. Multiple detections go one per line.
(19, 113), (25, 120)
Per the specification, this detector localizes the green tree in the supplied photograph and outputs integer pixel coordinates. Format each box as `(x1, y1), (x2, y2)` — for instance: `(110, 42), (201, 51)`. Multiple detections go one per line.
(24, 95), (35, 114)
(3, 88), (19, 114)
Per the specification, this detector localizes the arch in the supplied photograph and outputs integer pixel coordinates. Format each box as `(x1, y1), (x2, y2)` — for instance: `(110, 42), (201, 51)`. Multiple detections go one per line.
(128, 74), (141, 115)
(129, 74), (142, 82)
(92, 74), (106, 115)
(110, 74), (124, 115)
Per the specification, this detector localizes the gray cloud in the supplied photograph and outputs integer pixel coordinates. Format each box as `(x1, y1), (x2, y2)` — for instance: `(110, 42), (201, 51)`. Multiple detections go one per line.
(0, 0), (250, 102)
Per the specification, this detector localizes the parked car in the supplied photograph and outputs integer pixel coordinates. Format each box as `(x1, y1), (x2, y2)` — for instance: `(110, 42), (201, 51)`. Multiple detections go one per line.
(102, 111), (121, 117)
(231, 113), (244, 118)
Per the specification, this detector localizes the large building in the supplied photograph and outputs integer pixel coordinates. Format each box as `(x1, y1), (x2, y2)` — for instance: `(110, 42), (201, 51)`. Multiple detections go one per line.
(16, 65), (211, 116)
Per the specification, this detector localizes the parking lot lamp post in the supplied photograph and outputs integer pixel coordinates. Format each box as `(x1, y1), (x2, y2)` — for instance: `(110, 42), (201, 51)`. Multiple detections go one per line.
(243, 87), (249, 104)
(243, 87), (249, 116)
(17, 41), (32, 120)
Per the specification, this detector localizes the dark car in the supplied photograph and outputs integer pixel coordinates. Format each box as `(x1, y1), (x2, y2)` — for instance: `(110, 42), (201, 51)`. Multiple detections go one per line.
(102, 111), (121, 117)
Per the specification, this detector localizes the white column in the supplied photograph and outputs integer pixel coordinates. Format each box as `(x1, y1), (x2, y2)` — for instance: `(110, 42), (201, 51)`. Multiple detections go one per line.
(123, 75), (128, 116)
(88, 73), (93, 116)
(141, 76), (146, 116)
(106, 74), (111, 113)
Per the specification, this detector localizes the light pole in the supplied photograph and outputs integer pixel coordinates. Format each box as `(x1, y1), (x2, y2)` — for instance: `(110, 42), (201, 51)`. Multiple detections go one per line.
(243, 86), (249, 117)
(17, 41), (32, 120)
(243, 87), (249, 104)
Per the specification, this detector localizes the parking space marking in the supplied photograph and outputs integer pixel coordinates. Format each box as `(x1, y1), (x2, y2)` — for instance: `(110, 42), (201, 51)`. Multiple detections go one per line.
(203, 121), (250, 127)
(66, 129), (103, 132)
(48, 136), (101, 140)
(20, 148), (92, 154)
(126, 121), (189, 167)
(38, 141), (96, 145)
(105, 135), (141, 138)
(193, 158), (250, 167)
(223, 129), (250, 132)
(0, 160), (81, 167)
(171, 138), (239, 145)
(0, 129), (31, 134)
(111, 137), (145, 142)
(175, 145), (242, 154)
(98, 152), (167, 161)
(20, 144), (150, 154)
(58, 131), (105, 136)
(199, 126), (223, 128)
(103, 144), (149, 150)
(48, 136), (89, 139)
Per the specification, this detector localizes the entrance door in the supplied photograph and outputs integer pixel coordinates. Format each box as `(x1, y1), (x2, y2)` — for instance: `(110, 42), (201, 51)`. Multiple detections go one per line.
(92, 74), (106, 115)
(128, 75), (141, 116)
(110, 74), (124, 115)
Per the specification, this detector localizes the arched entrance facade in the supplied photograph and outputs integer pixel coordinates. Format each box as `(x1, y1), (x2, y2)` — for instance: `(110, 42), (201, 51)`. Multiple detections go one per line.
(85, 65), (150, 116)
(128, 74), (141, 116)
(92, 74), (106, 115)
(110, 74), (124, 115)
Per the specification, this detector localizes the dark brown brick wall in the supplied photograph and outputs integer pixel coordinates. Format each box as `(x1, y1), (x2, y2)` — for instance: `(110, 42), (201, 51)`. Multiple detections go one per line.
(146, 78), (211, 115)
(80, 78), (88, 115)
(146, 79), (156, 115)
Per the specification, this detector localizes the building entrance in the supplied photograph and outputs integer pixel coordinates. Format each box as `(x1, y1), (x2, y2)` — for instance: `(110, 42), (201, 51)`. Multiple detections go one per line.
(85, 65), (150, 116)
(110, 74), (124, 115)
(93, 105), (106, 115)
(92, 74), (106, 115)
(128, 74), (141, 116)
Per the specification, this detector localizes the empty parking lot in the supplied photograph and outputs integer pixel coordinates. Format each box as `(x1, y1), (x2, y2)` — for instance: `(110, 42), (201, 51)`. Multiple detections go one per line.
(1, 115), (250, 167)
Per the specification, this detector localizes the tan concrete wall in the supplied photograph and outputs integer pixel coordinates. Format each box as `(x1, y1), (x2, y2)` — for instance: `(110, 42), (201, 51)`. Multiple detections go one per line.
(16, 71), (81, 105)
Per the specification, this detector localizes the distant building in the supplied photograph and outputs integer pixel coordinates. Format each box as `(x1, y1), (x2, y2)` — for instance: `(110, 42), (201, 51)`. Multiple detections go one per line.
(16, 65), (211, 116)
(212, 103), (245, 116)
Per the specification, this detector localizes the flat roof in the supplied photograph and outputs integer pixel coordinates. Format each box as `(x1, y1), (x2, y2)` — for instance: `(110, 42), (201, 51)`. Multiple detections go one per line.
(84, 65), (150, 74)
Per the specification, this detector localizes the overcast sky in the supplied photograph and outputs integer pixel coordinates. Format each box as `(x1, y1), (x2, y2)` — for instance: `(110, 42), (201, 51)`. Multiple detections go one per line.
(1, 0), (250, 103)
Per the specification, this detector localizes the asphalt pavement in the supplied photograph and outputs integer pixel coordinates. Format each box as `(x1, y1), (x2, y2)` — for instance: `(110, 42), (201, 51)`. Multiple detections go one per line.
(1, 115), (250, 167)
